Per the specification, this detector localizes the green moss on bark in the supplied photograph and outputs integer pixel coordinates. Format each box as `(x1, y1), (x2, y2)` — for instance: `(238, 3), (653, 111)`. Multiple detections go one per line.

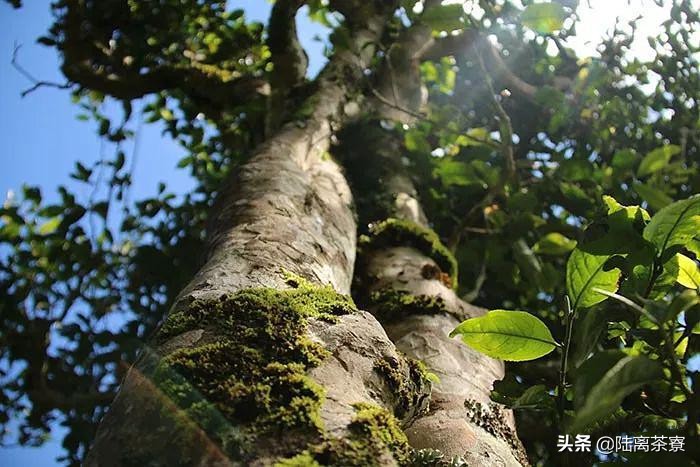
(374, 356), (431, 421)
(149, 274), (357, 461)
(276, 402), (413, 466)
(359, 218), (458, 288)
(368, 288), (449, 321)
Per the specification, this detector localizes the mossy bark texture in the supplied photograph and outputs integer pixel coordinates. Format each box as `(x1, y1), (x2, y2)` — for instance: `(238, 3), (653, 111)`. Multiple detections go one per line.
(85, 12), (430, 466)
(342, 121), (528, 466)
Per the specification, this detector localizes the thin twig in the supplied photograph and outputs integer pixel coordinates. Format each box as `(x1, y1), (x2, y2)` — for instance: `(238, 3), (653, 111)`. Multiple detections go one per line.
(11, 43), (71, 97)
(475, 45), (518, 186)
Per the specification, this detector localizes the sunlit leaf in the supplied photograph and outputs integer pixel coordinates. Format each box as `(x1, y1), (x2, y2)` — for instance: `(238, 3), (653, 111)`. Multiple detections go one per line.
(567, 247), (621, 310)
(521, 3), (567, 34)
(675, 253), (700, 289)
(533, 232), (577, 255)
(38, 217), (61, 235)
(450, 310), (558, 361)
(643, 195), (700, 259)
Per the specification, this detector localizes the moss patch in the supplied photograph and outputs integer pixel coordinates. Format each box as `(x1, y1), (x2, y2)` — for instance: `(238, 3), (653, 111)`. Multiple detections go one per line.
(374, 356), (431, 420)
(368, 288), (449, 322)
(464, 398), (529, 466)
(150, 274), (357, 461)
(277, 402), (413, 466)
(359, 218), (458, 288)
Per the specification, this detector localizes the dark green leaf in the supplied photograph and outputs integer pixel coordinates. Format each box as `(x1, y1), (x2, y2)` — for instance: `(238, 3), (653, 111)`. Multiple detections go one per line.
(571, 355), (662, 432)
(636, 145), (680, 177)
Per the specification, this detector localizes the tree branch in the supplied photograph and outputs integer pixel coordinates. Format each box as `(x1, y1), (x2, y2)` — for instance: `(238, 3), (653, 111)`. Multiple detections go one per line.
(266, 0), (307, 133)
(268, 0), (307, 90)
(11, 43), (71, 97)
(421, 31), (540, 100)
(57, 0), (269, 108)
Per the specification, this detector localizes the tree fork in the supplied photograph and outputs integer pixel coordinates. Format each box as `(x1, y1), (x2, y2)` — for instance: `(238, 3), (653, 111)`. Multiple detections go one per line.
(85, 7), (432, 465)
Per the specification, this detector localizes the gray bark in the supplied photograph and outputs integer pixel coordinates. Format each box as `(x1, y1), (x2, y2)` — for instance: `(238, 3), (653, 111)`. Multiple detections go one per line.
(86, 11), (428, 466)
(342, 121), (528, 466)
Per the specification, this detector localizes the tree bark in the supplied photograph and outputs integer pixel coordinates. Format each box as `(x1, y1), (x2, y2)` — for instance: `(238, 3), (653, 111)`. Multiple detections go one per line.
(86, 10), (431, 466)
(340, 121), (528, 466)
(84, 3), (529, 465)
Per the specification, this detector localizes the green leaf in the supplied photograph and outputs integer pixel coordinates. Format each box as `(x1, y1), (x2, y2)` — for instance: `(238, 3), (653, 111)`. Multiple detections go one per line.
(643, 195), (700, 259)
(521, 3), (567, 34)
(566, 247), (622, 310)
(676, 253), (700, 289)
(421, 4), (464, 31)
(574, 350), (626, 409)
(511, 384), (554, 410)
(533, 232), (577, 255)
(404, 129), (431, 153)
(634, 183), (673, 211)
(571, 355), (662, 432)
(602, 195), (650, 224)
(38, 217), (61, 235)
(450, 310), (558, 361)
(571, 307), (607, 367)
(159, 108), (175, 121)
(433, 159), (482, 187)
(636, 145), (680, 177)
(611, 149), (638, 170)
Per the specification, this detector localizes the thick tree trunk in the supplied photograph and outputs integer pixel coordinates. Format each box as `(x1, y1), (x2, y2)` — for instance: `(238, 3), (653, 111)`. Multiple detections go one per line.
(86, 14), (431, 467)
(85, 4), (528, 464)
(341, 122), (528, 466)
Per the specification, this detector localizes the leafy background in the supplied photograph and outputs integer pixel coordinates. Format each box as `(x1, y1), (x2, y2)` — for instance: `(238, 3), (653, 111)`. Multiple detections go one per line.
(0, 0), (698, 465)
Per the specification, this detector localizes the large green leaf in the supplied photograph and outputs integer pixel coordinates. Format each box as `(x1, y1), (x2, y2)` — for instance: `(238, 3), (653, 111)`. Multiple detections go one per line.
(574, 350), (626, 409)
(450, 310), (558, 361)
(571, 355), (662, 432)
(532, 232), (577, 255)
(676, 253), (700, 289)
(566, 247), (622, 310)
(636, 145), (680, 177)
(521, 3), (567, 34)
(643, 195), (700, 258)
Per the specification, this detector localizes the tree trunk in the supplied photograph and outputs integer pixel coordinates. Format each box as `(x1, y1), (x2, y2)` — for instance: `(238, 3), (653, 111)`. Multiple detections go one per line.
(340, 122), (528, 466)
(85, 9), (527, 467)
(86, 15), (431, 466)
